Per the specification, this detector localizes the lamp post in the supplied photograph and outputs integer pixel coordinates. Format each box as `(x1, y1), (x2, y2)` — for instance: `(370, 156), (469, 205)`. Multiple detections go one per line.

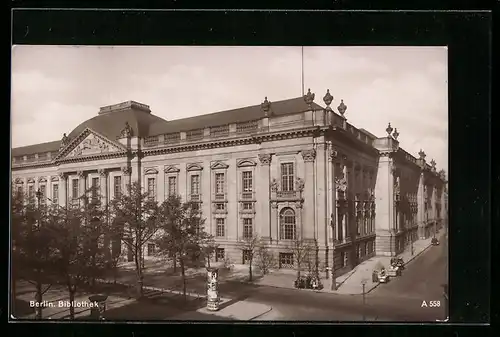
(361, 278), (367, 321)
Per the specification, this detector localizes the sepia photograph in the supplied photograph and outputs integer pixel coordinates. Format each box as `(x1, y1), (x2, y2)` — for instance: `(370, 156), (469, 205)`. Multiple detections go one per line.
(10, 45), (449, 322)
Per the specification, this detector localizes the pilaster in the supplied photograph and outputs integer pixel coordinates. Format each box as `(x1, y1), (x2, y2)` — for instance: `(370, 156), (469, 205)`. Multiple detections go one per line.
(98, 169), (108, 206)
(315, 142), (327, 247)
(122, 166), (132, 194)
(301, 149), (316, 240)
(58, 172), (67, 207)
(77, 171), (86, 200)
(258, 154), (272, 240)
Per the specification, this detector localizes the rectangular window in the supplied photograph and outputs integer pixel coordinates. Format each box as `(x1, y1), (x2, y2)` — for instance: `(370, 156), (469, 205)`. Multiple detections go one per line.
(281, 163), (294, 192)
(340, 252), (346, 268)
(279, 253), (294, 269)
(17, 185), (23, 196)
(72, 179), (79, 199)
(52, 184), (59, 204)
(39, 185), (46, 205)
(148, 178), (156, 201)
(242, 250), (252, 264)
(190, 174), (200, 196)
(114, 176), (122, 199)
(242, 171), (253, 192)
(215, 203), (225, 211)
(147, 243), (156, 256)
(168, 176), (177, 196)
(243, 218), (253, 238)
(92, 177), (100, 200)
(216, 218), (225, 237)
(242, 202), (253, 210)
(28, 185), (34, 203)
(215, 248), (225, 261)
(215, 173), (225, 194)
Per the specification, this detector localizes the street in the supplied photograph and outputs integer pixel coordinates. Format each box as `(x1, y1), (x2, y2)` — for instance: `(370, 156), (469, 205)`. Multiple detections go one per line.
(232, 235), (448, 322)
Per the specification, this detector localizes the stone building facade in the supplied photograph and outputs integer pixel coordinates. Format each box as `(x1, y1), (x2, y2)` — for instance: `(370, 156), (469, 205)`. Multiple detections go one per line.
(11, 90), (447, 277)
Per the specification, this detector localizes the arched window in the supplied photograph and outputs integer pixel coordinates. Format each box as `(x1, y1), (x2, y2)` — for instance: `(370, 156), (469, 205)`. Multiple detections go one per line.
(280, 208), (296, 240)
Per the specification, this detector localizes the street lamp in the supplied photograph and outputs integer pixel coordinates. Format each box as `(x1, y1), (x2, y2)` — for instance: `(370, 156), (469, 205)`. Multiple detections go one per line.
(361, 278), (367, 321)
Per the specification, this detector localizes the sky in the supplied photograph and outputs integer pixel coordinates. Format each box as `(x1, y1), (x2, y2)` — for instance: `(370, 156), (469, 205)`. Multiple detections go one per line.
(11, 46), (448, 173)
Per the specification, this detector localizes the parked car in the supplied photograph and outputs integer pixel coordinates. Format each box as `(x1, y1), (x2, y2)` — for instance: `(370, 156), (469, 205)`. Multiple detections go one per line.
(431, 237), (440, 246)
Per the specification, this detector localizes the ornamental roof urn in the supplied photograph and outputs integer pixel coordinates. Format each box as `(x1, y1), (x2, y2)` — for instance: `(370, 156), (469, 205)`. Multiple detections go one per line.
(323, 89), (333, 111)
(392, 128), (399, 140)
(337, 99), (347, 117)
(303, 88), (315, 107)
(386, 123), (393, 136)
(418, 149), (426, 160)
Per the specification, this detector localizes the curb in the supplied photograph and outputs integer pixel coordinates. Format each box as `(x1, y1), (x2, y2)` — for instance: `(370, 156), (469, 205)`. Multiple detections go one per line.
(249, 306), (273, 321)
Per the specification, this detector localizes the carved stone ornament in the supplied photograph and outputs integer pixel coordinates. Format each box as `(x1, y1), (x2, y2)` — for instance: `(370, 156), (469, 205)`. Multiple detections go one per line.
(295, 177), (305, 192)
(430, 159), (437, 170)
(58, 172), (66, 179)
(60, 133), (70, 149)
(261, 97), (271, 116)
(335, 177), (348, 192)
(303, 88), (315, 106)
(337, 99), (347, 117)
(271, 201), (279, 209)
(418, 149), (426, 160)
(270, 178), (279, 192)
(392, 128), (399, 140)
(98, 169), (107, 177)
(68, 133), (111, 157)
(295, 201), (303, 209)
(323, 89), (333, 110)
(119, 122), (133, 139)
(258, 153), (272, 166)
(14, 178), (23, 184)
(329, 148), (338, 161)
(301, 149), (316, 162)
(121, 166), (132, 175)
(386, 123), (393, 137)
(77, 171), (85, 178)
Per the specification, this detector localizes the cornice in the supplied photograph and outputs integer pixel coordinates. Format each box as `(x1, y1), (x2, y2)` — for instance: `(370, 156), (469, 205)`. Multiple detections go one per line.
(141, 126), (319, 158)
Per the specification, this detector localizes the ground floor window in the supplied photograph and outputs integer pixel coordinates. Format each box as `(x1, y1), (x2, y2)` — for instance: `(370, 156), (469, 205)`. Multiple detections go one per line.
(242, 249), (252, 264)
(215, 248), (225, 261)
(279, 252), (294, 269)
(147, 243), (156, 256)
(340, 251), (347, 268)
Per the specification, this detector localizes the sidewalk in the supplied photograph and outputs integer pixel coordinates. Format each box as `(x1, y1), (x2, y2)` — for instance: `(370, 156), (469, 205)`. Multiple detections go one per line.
(171, 300), (272, 321)
(254, 230), (446, 295)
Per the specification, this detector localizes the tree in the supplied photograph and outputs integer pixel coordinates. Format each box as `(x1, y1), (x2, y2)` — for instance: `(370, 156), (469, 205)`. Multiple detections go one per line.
(288, 238), (314, 281)
(49, 204), (90, 319)
(109, 182), (160, 298)
(256, 244), (275, 276)
(237, 234), (260, 282)
(200, 236), (218, 268)
(155, 195), (208, 301)
(11, 189), (57, 319)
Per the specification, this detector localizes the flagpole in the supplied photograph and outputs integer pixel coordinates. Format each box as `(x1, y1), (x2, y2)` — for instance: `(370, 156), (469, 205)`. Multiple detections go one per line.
(301, 46), (305, 96)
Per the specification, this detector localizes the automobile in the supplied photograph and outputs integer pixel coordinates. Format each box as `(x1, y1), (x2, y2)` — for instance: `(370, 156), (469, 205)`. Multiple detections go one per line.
(431, 237), (440, 246)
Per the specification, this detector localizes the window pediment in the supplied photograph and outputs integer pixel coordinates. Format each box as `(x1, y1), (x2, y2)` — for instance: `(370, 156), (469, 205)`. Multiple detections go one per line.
(144, 167), (159, 175)
(27, 178), (35, 184)
(38, 177), (47, 183)
(211, 161), (229, 170)
(237, 159), (257, 167)
(164, 165), (180, 173)
(51, 176), (59, 182)
(14, 178), (24, 184)
(186, 163), (203, 171)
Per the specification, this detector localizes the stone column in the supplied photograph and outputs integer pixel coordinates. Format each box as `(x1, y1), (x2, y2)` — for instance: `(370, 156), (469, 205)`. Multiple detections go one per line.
(271, 201), (279, 240)
(122, 166), (132, 194)
(302, 149), (316, 240)
(98, 169), (108, 206)
(258, 154), (272, 241)
(77, 171), (86, 202)
(328, 146), (338, 243)
(99, 169), (110, 259)
(374, 152), (396, 256)
(58, 173), (67, 207)
(315, 142), (327, 247)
